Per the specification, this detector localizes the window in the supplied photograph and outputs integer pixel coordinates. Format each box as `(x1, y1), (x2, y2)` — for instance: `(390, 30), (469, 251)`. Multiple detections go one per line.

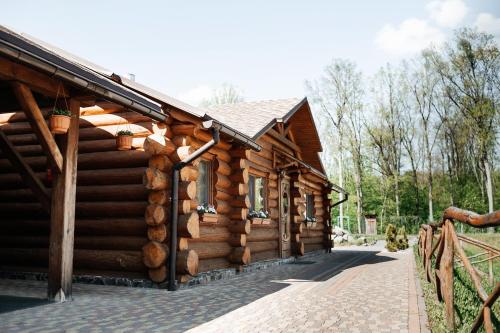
(249, 175), (267, 211)
(306, 194), (315, 219)
(196, 160), (213, 205)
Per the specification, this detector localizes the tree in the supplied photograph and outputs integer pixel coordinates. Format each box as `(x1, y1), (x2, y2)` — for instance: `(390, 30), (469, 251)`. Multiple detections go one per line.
(307, 59), (365, 233)
(201, 83), (244, 106)
(409, 56), (442, 222)
(306, 29), (498, 234)
(367, 64), (404, 218)
(400, 83), (422, 217)
(428, 29), (499, 230)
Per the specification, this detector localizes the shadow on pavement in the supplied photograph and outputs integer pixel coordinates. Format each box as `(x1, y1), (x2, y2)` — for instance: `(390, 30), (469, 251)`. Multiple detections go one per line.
(288, 250), (397, 282)
(0, 295), (50, 314)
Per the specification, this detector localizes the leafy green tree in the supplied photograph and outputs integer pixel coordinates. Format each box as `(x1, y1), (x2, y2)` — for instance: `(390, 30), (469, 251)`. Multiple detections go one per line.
(427, 29), (499, 221)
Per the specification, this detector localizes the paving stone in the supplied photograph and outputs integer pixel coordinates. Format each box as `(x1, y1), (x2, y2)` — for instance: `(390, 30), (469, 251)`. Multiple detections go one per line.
(0, 243), (424, 333)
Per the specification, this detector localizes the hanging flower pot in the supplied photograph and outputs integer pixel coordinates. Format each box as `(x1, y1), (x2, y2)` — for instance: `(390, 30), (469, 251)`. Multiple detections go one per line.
(116, 130), (134, 150)
(49, 109), (71, 134)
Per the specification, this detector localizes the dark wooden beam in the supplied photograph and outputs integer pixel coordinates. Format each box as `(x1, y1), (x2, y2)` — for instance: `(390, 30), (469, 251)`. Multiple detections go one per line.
(276, 122), (285, 135)
(0, 56), (69, 98)
(47, 99), (80, 302)
(267, 128), (301, 153)
(286, 127), (302, 160)
(0, 128), (50, 211)
(276, 161), (298, 170)
(12, 82), (64, 173)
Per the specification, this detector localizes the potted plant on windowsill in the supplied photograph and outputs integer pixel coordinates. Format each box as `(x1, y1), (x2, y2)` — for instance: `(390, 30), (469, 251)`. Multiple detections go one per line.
(248, 210), (271, 225)
(197, 203), (218, 224)
(116, 130), (134, 150)
(49, 109), (71, 134)
(305, 217), (317, 228)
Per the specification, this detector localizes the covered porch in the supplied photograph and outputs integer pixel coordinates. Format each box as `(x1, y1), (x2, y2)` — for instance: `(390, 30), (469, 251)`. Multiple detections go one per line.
(0, 26), (165, 301)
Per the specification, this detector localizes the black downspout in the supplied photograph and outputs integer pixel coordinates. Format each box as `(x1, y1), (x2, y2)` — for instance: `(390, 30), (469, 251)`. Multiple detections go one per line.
(328, 191), (348, 253)
(168, 127), (220, 291)
(330, 192), (348, 210)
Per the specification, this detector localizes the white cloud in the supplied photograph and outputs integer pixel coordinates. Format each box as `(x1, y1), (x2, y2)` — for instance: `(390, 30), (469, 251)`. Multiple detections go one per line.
(177, 85), (212, 106)
(475, 13), (500, 40)
(375, 18), (446, 56)
(426, 0), (468, 28)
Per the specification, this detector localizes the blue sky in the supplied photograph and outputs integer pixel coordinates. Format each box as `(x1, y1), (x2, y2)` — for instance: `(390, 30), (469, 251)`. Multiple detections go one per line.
(2, 1), (499, 105)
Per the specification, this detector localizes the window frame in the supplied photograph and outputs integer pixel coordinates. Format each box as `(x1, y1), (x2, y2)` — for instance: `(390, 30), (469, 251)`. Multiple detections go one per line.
(196, 158), (214, 206)
(248, 174), (268, 212)
(305, 194), (315, 219)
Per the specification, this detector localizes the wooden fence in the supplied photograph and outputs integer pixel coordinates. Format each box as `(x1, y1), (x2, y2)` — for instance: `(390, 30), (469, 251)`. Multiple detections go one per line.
(418, 207), (500, 333)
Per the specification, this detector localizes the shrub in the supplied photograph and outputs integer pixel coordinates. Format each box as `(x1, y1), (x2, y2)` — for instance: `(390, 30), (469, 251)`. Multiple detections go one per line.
(385, 224), (398, 252)
(396, 226), (409, 250)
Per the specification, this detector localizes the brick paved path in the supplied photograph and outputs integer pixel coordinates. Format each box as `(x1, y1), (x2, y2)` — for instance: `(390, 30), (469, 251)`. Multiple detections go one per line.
(0, 244), (427, 333)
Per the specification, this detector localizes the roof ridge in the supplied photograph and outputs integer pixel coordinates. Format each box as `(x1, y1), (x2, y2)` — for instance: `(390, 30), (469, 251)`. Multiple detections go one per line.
(210, 97), (303, 108)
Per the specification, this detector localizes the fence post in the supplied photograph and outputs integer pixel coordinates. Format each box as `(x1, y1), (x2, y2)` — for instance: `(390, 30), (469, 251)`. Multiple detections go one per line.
(442, 221), (455, 330)
(425, 227), (433, 282)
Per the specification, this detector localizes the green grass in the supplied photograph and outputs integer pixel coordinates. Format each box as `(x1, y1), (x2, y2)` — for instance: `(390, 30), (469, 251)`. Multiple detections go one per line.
(414, 247), (449, 332)
(414, 232), (500, 332)
(459, 233), (500, 288)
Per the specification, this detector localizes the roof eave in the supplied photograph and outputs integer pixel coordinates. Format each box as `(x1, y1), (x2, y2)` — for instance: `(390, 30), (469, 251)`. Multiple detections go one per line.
(0, 27), (166, 122)
(202, 116), (261, 152)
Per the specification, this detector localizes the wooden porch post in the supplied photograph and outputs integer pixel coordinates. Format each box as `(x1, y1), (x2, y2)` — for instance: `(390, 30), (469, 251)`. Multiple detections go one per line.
(47, 99), (80, 302)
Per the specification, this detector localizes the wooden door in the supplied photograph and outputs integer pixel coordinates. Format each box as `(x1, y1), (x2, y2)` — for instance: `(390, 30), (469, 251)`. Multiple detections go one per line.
(279, 175), (291, 258)
(366, 218), (377, 235)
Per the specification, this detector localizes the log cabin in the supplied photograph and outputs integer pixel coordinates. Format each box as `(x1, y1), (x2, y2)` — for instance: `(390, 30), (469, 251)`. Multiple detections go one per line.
(0, 25), (344, 298)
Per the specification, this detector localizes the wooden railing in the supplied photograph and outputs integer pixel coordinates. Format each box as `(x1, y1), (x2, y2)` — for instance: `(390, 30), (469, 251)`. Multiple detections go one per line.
(418, 207), (500, 333)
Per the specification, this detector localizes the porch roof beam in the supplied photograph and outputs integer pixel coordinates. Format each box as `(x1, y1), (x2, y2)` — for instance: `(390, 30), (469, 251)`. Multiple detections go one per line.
(12, 82), (63, 173)
(0, 56), (68, 98)
(0, 128), (50, 211)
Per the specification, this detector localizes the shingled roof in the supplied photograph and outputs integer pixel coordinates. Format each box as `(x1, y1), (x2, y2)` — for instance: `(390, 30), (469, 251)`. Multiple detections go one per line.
(207, 98), (305, 138)
(208, 98), (325, 174)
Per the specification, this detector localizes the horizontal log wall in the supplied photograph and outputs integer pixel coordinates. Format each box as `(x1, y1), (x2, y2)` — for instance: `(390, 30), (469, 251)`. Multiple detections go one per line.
(243, 138), (280, 259)
(0, 106), (331, 282)
(294, 172), (330, 253)
(170, 122), (252, 279)
(0, 107), (155, 278)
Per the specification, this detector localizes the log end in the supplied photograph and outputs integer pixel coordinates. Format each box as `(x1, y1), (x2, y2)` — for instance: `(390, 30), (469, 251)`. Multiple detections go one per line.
(293, 241), (305, 256)
(178, 212), (200, 239)
(145, 204), (167, 226)
(142, 241), (169, 268)
(148, 265), (167, 283)
(228, 246), (251, 265)
(229, 220), (251, 234)
(177, 249), (199, 276)
(147, 224), (167, 242)
(229, 234), (247, 247)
